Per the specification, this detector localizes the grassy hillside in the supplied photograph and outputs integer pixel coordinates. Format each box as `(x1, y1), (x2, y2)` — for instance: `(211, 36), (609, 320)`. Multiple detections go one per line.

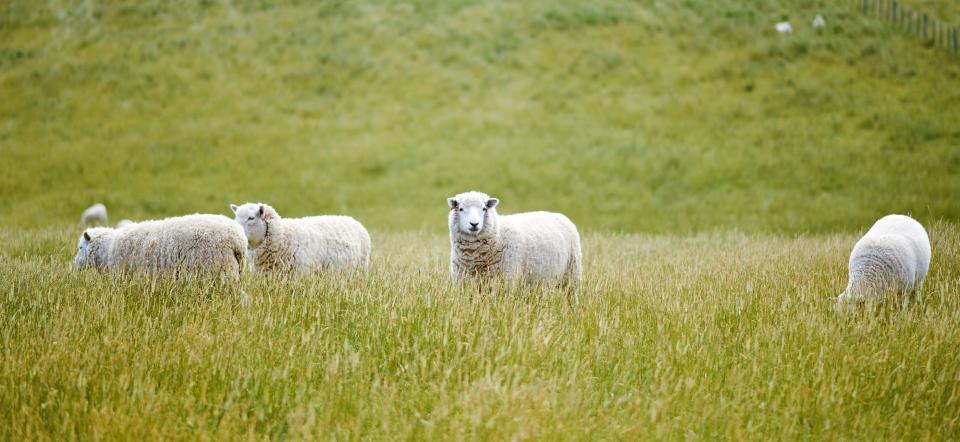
(3, 1), (960, 439)
(3, 225), (960, 439)
(898, 0), (960, 24)
(1, 0), (959, 232)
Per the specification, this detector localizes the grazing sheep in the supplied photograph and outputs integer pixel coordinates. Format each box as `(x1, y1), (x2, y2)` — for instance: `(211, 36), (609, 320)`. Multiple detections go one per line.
(812, 14), (826, 29)
(447, 191), (581, 299)
(80, 203), (108, 227)
(837, 214), (931, 307)
(73, 214), (246, 280)
(116, 219), (135, 229)
(776, 21), (793, 34)
(229, 203), (371, 274)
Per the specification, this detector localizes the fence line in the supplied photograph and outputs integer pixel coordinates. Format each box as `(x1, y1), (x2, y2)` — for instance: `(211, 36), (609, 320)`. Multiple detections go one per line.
(858, 0), (959, 55)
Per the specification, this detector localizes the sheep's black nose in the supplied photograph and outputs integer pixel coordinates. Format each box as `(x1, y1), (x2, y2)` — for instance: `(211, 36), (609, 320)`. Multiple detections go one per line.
(470, 222), (479, 228)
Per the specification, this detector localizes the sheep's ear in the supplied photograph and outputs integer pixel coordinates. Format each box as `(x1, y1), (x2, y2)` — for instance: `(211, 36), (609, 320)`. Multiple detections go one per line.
(83, 231), (91, 241)
(448, 198), (459, 210)
(485, 198), (499, 209)
(257, 205), (264, 217)
(229, 204), (238, 214)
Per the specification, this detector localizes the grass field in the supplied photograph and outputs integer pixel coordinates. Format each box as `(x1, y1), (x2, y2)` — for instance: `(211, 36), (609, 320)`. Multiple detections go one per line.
(3, 224), (960, 439)
(3, 0), (960, 439)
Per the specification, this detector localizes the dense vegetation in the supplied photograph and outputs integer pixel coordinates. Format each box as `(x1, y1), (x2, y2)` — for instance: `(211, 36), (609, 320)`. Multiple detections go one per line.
(3, 226), (960, 439)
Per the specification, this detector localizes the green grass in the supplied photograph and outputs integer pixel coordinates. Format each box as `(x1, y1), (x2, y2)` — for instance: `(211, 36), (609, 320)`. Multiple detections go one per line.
(3, 225), (960, 439)
(3, 0), (960, 439)
(1, 0), (959, 233)
(897, 0), (960, 24)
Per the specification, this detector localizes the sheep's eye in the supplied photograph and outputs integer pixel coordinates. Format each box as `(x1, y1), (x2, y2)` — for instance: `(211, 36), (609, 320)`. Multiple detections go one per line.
(458, 208), (463, 212)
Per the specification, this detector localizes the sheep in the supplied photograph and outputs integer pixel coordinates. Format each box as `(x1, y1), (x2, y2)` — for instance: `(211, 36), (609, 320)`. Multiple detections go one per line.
(776, 21), (793, 34)
(73, 214), (247, 280)
(837, 214), (931, 308)
(447, 191), (581, 301)
(80, 203), (108, 227)
(812, 14), (826, 29)
(116, 219), (135, 229)
(229, 203), (371, 274)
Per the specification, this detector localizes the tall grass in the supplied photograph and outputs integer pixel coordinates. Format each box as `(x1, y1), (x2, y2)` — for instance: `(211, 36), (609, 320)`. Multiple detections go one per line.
(2, 224), (959, 439)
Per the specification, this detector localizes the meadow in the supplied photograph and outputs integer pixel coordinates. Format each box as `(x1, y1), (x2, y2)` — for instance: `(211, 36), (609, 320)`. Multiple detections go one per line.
(2, 0), (960, 439)
(3, 225), (960, 439)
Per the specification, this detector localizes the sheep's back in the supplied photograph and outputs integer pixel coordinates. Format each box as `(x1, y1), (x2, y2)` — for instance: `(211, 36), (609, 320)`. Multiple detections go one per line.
(500, 211), (580, 277)
(848, 234), (918, 295)
(280, 216), (370, 269)
(501, 212), (579, 244)
(865, 215), (931, 281)
(110, 214), (245, 276)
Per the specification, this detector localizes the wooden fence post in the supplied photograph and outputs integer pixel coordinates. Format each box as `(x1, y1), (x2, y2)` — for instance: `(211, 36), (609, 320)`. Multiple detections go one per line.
(955, 27), (959, 54)
(939, 21), (944, 47)
(855, 1), (960, 54)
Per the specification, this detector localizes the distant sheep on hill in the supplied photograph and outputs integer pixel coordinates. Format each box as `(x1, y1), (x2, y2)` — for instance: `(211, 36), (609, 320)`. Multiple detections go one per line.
(812, 14), (826, 29)
(80, 203), (108, 227)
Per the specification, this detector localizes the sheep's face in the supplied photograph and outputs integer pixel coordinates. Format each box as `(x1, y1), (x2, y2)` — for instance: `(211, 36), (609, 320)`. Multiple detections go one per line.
(231, 203), (268, 248)
(448, 191), (499, 237)
(73, 228), (110, 270)
(73, 231), (92, 269)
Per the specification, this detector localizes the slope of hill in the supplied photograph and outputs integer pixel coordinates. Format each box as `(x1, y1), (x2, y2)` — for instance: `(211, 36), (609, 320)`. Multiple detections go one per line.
(1, 0), (958, 232)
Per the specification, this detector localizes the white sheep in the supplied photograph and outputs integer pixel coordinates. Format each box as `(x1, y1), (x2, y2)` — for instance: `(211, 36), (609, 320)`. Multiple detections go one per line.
(447, 191), (581, 299)
(776, 21), (793, 34)
(73, 214), (247, 280)
(116, 219), (135, 229)
(812, 14), (826, 29)
(80, 203), (108, 226)
(837, 214), (931, 307)
(229, 203), (371, 274)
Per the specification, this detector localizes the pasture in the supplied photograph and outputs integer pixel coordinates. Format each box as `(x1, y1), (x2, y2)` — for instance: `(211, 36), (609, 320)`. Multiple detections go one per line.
(3, 225), (960, 439)
(2, 0), (960, 439)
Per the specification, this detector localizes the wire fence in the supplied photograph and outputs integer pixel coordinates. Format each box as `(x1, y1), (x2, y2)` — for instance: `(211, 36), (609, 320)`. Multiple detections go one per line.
(857, 0), (960, 55)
